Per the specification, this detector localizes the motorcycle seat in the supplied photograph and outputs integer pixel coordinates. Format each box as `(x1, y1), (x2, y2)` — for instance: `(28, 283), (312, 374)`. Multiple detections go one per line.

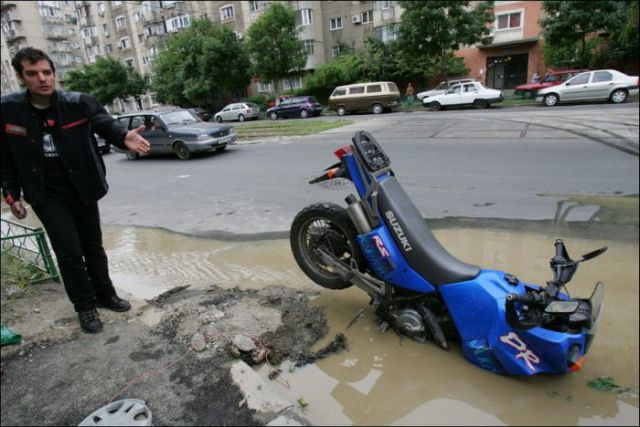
(376, 176), (480, 286)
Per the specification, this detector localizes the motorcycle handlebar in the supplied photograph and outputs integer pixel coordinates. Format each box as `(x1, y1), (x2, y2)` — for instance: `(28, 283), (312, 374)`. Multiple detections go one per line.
(507, 293), (536, 304)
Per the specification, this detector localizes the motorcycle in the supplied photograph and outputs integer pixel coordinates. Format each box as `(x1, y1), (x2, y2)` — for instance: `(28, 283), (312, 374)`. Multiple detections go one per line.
(290, 131), (607, 376)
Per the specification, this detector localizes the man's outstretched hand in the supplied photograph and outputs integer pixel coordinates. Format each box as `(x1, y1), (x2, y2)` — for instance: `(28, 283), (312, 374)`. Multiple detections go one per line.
(124, 125), (151, 154)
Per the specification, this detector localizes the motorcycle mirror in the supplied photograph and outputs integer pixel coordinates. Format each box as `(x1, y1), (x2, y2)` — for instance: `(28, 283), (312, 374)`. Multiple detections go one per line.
(579, 246), (608, 262)
(544, 300), (580, 314)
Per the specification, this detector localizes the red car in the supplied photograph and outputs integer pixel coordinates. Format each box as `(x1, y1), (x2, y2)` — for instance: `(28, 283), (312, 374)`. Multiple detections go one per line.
(514, 70), (587, 98)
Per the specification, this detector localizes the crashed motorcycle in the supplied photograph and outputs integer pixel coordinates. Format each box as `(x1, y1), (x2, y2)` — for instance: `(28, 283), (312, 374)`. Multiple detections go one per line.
(290, 131), (606, 376)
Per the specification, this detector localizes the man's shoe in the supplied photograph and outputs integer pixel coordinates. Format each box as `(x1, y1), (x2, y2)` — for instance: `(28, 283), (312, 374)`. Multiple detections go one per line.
(96, 295), (131, 312)
(78, 308), (103, 334)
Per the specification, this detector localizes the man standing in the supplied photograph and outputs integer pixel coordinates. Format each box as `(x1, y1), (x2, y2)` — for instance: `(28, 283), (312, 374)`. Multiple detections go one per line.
(405, 82), (414, 106)
(1, 47), (151, 333)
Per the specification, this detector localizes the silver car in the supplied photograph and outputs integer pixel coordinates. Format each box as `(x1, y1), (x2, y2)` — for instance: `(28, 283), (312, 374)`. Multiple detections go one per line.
(117, 108), (237, 160)
(537, 69), (639, 106)
(214, 102), (260, 122)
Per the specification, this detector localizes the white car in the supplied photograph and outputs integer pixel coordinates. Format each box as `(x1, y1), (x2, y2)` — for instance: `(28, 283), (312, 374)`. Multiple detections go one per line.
(423, 81), (503, 111)
(416, 78), (475, 100)
(537, 69), (639, 106)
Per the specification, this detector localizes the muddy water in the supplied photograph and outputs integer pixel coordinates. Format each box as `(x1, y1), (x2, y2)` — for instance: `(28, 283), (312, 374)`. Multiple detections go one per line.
(2, 208), (638, 425)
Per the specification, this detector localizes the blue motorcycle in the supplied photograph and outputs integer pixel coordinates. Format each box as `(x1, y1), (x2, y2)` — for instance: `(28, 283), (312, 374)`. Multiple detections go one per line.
(290, 131), (607, 376)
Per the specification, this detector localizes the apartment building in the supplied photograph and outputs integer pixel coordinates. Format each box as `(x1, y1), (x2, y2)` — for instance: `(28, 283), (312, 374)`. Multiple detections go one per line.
(2, 1), (553, 110)
(457, 1), (546, 89)
(1, 0), (83, 94)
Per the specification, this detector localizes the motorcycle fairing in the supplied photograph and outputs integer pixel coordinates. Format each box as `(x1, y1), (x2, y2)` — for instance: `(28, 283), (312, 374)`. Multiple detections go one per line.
(439, 270), (585, 375)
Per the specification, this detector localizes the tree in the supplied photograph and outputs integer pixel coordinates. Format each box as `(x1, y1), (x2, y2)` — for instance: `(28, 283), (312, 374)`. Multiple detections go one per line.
(152, 19), (251, 109)
(63, 56), (148, 108)
(540, 1), (621, 69)
(245, 2), (306, 89)
(397, 1), (494, 82)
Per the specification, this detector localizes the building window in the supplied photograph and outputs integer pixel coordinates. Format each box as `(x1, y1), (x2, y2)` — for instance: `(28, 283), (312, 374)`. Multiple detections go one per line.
(115, 16), (126, 29)
(166, 14), (190, 32)
(258, 81), (272, 93)
(332, 46), (341, 57)
(106, 44), (113, 53)
(362, 10), (373, 24)
(303, 39), (314, 55)
(125, 58), (134, 68)
(496, 11), (522, 30)
(97, 2), (105, 14)
(283, 76), (302, 90)
(301, 9), (312, 25)
(120, 37), (130, 49)
(112, 0), (122, 6)
(220, 5), (235, 21)
(379, 1), (392, 10)
(249, 1), (261, 11)
(330, 17), (343, 30)
(134, 12), (140, 22)
(381, 25), (397, 42)
(102, 23), (109, 36)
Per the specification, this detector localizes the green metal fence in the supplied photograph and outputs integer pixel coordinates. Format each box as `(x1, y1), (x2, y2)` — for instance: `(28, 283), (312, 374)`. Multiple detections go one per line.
(1, 218), (59, 283)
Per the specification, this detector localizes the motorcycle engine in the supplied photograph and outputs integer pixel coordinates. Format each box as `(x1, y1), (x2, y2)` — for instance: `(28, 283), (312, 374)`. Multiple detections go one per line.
(387, 308), (427, 342)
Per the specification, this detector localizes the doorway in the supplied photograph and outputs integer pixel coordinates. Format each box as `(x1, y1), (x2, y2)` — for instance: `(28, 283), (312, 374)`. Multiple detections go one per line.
(486, 53), (528, 89)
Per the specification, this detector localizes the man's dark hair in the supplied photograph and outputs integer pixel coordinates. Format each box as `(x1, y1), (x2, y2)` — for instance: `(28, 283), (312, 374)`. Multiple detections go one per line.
(11, 47), (56, 76)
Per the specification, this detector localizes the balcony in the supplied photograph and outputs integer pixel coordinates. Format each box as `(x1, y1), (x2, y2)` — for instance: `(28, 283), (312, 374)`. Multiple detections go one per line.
(4, 25), (25, 41)
(84, 35), (99, 46)
(2, 10), (20, 22)
(41, 14), (64, 24)
(44, 28), (67, 40)
(492, 27), (523, 44)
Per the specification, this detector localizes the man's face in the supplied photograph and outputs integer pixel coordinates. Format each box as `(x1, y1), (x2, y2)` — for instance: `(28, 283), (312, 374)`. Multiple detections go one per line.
(17, 59), (55, 97)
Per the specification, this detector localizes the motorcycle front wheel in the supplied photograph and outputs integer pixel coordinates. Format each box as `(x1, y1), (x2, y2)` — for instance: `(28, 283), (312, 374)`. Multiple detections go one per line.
(290, 203), (365, 289)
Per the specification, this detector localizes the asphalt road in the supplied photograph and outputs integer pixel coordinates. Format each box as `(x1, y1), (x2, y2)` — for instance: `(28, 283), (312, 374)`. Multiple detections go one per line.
(99, 102), (639, 237)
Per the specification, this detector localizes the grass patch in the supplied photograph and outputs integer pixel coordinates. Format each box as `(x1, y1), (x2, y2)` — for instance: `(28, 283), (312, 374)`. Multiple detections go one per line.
(235, 119), (353, 139)
(1, 250), (45, 291)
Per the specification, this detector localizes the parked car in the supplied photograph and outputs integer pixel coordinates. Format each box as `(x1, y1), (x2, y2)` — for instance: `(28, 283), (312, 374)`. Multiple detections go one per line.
(188, 107), (212, 122)
(267, 96), (323, 120)
(537, 69), (639, 107)
(214, 102), (260, 122)
(423, 81), (503, 111)
(416, 78), (475, 101)
(116, 108), (236, 160)
(514, 70), (586, 99)
(328, 81), (401, 116)
(267, 95), (295, 109)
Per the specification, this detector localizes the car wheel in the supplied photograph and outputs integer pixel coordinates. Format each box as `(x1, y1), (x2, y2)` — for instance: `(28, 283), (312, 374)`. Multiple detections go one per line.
(269, 111), (278, 120)
(474, 99), (488, 109)
(300, 109), (309, 118)
(216, 116), (222, 123)
(337, 106), (347, 116)
(544, 94), (559, 107)
(173, 141), (191, 160)
(610, 89), (628, 104)
(371, 103), (383, 114)
(429, 102), (442, 112)
(126, 151), (139, 160)
(238, 114), (245, 122)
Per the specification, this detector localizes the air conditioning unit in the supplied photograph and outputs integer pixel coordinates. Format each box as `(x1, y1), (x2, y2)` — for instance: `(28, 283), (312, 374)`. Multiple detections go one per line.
(352, 15), (361, 24)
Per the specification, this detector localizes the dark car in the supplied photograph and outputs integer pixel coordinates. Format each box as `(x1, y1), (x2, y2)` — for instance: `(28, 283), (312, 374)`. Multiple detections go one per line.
(267, 96), (323, 120)
(188, 107), (212, 122)
(116, 108), (236, 160)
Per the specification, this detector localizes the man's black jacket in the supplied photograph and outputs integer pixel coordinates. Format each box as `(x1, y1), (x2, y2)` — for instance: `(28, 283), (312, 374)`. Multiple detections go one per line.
(1, 90), (128, 206)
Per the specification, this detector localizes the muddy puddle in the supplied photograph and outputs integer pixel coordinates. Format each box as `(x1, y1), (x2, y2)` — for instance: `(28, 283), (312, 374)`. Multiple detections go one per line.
(2, 199), (638, 426)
